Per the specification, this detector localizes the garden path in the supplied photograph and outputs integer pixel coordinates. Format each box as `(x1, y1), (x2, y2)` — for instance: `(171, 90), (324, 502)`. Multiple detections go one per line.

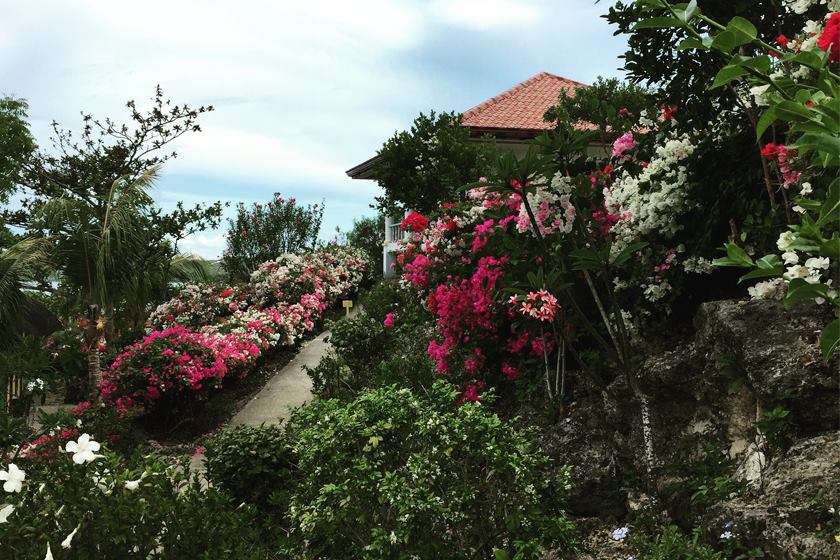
(190, 304), (360, 472)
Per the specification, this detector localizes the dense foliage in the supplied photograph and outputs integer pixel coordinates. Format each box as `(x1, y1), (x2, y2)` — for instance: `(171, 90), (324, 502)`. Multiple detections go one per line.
(222, 193), (324, 281)
(0, 407), (276, 559)
(373, 111), (496, 214)
(282, 381), (576, 559)
(345, 214), (385, 277)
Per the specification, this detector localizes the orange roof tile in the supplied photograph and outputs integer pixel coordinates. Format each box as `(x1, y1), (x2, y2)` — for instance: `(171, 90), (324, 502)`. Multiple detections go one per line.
(462, 72), (587, 134)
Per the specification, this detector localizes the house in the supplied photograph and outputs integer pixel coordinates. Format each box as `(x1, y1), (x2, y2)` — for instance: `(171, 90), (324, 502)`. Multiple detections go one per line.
(346, 72), (604, 277)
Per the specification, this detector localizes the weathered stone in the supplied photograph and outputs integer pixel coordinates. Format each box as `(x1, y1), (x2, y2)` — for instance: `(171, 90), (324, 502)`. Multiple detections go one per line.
(694, 299), (838, 434)
(705, 432), (840, 560)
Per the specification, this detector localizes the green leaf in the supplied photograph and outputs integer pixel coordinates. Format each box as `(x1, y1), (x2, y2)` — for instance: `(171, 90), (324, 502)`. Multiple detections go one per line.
(711, 30), (736, 53)
(739, 54), (771, 73)
(713, 242), (754, 268)
(784, 278), (829, 308)
(726, 16), (757, 46)
(633, 16), (684, 30)
(570, 248), (605, 271)
(820, 236), (840, 259)
(756, 106), (778, 139)
(678, 37), (705, 51)
(611, 241), (649, 267)
(684, 0), (698, 21)
(738, 254), (783, 283)
(791, 50), (824, 70)
(710, 64), (748, 89)
(817, 178), (840, 227)
(819, 319), (840, 361)
(494, 549), (511, 560)
(796, 133), (840, 161)
(774, 100), (814, 121)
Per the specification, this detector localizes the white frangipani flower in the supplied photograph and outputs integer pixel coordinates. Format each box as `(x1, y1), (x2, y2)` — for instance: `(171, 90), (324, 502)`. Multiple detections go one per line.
(124, 472), (147, 491)
(0, 463), (26, 493)
(64, 433), (102, 464)
(0, 503), (14, 523)
(61, 525), (80, 549)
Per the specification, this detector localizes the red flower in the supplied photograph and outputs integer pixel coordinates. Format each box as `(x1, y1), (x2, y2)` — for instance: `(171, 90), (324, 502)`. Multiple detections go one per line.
(761, 143), (780, 160)
(818, 13), (840, 62)
(660, 104), (679, 121)
(441, 202), (459, 209)
(776, 34), (789, 48)
(400, 212), (430, 232)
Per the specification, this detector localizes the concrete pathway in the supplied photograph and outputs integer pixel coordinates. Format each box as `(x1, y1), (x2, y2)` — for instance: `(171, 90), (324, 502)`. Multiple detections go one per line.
(227, 330), (326, 427)
(190, 306), (359, 472)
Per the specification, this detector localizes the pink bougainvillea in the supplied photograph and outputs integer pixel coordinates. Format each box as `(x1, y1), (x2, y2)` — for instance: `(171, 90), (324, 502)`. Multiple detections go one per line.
(611, 132), (637, 158)
(101, 247), (370, 411)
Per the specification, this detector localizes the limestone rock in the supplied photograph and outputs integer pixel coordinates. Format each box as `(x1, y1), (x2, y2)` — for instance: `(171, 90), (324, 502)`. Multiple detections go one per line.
(705, 432), (840, 559)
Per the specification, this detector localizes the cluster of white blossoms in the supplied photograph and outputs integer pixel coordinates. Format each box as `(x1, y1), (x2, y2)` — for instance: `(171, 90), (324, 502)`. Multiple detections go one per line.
(782, 252), (832, 285)
(515, 174), (576, 238)
(747, 278), (787, 300)
(604, 133), (695, 250)
(785, 0), (840, 15)
(682, 256), (716, 274)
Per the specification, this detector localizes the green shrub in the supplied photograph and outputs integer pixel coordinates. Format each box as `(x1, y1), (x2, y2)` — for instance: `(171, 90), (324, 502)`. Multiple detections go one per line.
(283, 381), (577, 558)
(307, 311), (436, 399)
(361, 278), (428, 327)
(204, 424), (294, 508)
(631, 525), (724, 560)
(0, 441), (279, 559)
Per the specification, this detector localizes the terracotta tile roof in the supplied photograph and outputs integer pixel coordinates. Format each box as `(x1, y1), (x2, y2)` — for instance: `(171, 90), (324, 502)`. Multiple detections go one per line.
(462, 72), (587, 134)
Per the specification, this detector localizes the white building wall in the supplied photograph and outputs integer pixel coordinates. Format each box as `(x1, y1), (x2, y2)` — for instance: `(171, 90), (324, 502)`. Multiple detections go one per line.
(383, 211), (408, 277)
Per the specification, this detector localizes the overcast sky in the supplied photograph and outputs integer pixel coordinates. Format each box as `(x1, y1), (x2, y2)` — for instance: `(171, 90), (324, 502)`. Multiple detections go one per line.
(2, 0), (627, 258)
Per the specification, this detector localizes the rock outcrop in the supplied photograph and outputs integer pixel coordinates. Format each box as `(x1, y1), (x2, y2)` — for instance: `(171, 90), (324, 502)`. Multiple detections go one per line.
(705, 431), (840, 560)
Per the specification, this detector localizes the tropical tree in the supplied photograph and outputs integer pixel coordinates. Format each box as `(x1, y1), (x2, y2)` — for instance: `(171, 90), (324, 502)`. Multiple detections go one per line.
(373, 111), (496, 214)
(222, 193), (324, 281)
(1, 88), (223, 398)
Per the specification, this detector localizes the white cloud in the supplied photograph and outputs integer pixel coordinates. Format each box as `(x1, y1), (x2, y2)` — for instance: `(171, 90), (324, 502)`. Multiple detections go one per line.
(3, 0), (626, 259)
(428, 0), (540, 29)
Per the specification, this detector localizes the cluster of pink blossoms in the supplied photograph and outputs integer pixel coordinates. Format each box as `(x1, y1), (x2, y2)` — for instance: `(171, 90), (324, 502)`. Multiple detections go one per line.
(761, 143), (801, 188)
(102, 247), (369, 411)
(509, 290), (560, 322)
(612, 132), (637, 158)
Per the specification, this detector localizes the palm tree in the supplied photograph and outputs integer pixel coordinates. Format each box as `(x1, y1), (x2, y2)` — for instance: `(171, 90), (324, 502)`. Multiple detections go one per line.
(40, 168), (162, 399)
(0, 237), (52, 342)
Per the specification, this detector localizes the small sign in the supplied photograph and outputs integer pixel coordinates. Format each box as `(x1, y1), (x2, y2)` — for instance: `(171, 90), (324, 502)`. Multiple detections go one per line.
(342, 299), (353, 316)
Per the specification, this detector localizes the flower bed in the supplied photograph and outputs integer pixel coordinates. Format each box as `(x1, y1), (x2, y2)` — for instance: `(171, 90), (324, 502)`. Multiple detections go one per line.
(101, 246), (370, 411)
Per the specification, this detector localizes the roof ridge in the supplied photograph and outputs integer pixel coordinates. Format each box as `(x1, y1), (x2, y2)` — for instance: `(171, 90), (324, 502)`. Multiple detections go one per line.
(462, 72), (584, 121)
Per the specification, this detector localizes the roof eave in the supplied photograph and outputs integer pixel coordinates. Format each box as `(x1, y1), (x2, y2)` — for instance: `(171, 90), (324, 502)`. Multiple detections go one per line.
(346, 155), (380, 180)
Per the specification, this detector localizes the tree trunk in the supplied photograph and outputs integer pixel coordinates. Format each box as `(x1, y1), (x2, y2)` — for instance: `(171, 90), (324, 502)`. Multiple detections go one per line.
(88, 348), (102, 402)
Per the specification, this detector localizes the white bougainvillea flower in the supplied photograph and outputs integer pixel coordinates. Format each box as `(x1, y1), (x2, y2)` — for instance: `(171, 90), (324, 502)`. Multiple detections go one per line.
(61, 525), (80, 549)
(64, 433), (102, 464)
(0, 503), (14, 523)
(44, 542), (54, 560)
(0, 463), (25, 493)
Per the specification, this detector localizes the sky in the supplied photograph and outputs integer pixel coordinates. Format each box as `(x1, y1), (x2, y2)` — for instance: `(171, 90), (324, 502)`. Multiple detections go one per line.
(1, 0), (628, 259)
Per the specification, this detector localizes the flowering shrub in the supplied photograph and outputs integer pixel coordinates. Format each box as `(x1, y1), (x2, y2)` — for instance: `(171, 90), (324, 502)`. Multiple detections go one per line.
(101, 246), (370, 412)
(1, 431), (276, 558)
(635, 0), (840, 359)
(100, 326), (260, 411)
